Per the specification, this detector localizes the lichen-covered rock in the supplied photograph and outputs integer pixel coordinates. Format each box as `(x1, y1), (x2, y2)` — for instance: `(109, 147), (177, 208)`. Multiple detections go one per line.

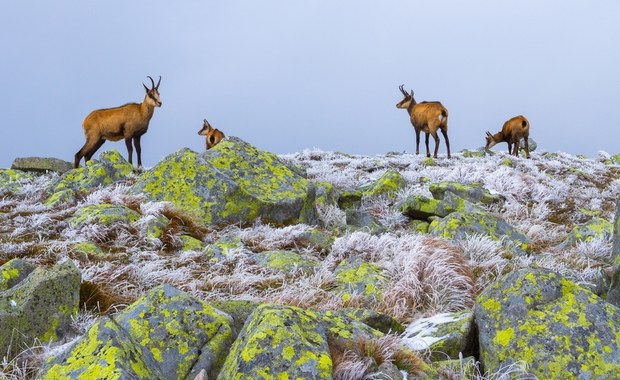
(0, 169), (34, 194)
(43, 189), (76, 207)
(429, 211), (529, 255)
(460, 148), (488, 158)
(334, 257), (386, 304)
(337, 188), (363, 210)
(429, 181), (504, 206)
(131, 138), (317, 227)
(68, 203), (141, 228)
(475, 268), (620, 379)
(0, 261), (80, 360)
(401, 311), (475, 361)
(47, 150), (134, 195)
(217, 304), (333, 380)
(401, 194), (456, 221)
(563, 217), (613, 246)
(250, 250), (320, 275)
(606, 199), (620, 306)
(441, 191), (486, 214)
(315, 181), (339, 208)
(364, 169), (406, 199)
(40, 284), (234, 380)
(11, 156), (73, 174)
(0, 258), (36, 291)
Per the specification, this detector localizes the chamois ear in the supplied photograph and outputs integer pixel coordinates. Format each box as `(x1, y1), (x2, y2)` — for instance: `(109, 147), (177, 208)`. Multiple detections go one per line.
(143, 82), (149, 93)
(410, 90), (414, 98)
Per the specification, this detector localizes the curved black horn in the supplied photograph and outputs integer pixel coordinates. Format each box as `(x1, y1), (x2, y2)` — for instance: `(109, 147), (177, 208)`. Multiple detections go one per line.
(147, 76), (155, 90)
(399, 84), (408, 96)
(155, 75), (161, 90)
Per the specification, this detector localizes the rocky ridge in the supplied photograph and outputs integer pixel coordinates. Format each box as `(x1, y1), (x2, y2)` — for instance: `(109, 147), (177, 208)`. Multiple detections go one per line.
(1, 137), (619, 379)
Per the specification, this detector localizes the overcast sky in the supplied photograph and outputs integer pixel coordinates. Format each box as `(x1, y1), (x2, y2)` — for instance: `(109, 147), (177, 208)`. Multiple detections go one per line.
(1, 1), (619, 169)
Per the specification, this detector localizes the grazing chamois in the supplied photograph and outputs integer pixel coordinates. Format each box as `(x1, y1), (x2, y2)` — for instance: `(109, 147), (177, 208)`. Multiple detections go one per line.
(485, 115), (531, 158)
(198, 119), (225, 149)
(396, 85), (451, 158)
(74, 76), (162, 169)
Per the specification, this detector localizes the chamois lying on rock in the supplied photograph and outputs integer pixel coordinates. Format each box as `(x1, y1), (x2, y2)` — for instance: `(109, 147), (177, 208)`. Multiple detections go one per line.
(396, 85), (451, 158)
(74, 76), (162, 169)
(198, 119), (225, 149)
(485, 115), (531, 158)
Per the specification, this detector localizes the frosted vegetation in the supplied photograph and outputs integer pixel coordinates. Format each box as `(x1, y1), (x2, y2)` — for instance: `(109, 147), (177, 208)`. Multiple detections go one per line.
(1, 148), (618, 378)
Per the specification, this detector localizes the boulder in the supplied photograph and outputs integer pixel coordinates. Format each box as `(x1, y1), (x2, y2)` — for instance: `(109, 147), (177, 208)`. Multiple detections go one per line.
(217, 304), (333, 379)
(337, 189), (363, 210)
(203, 236), (248, 263)
(131, 138), (317, 227)
(429, 211), (529, 255)
(325, 308), (404, 335)
(40, 284), (234, 380)
(400, 194), (456, 221)
(0, 261), (80, 359)
(46, 150), (134, 196)
(563, 217), (613, 246)
(401, 311), (475, 361)
(475, 268), (620, 379)
(334, 257), (386, 304)
(429, 181), (504, 206)
(11, 156), (73, 174)
(364, 169), (406, 199)
(68, 203), (141, 228)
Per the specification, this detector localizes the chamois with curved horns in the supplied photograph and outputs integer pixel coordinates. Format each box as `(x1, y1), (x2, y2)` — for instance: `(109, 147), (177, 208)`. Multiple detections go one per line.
(485, 115), (531, 158)
(396, 85), (451, 158)
(198, 119), (225, 149)
(74, 76), (162, 169)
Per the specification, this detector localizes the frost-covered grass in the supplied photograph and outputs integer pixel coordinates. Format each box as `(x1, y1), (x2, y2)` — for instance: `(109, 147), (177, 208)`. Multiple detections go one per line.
(1, 149), (618, 378)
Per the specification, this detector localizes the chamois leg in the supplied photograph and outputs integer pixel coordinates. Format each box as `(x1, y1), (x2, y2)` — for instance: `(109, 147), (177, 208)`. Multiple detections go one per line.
(507, 143), (513, 156)
(125, 138), (134, 165)
(424, 132), (431, 158)
(441, 129), (451, 159)
(84, 139), (106, 162)
(512, 141), (520, 157)
(414, 129), (421, 155)
(431, 131), (440, 159)
(524, 137), (530, 159)
(133, 136), (142, 168)
(74, 139), (104, 168)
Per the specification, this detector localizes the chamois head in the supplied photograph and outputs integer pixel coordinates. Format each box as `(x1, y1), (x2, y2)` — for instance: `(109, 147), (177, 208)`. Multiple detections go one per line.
(198, 119), (225, 149)
(143, 76), (162, 108)
(395, 84), (416, 109)
(485, 131), (500, 150)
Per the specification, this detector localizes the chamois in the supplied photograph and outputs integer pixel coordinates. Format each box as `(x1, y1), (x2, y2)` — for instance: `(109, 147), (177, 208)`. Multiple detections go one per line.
(74, 76), (162, 169)
(485, 115), (531, 158)
(396, 85), (451, 158)
(198, 119), (225, 149)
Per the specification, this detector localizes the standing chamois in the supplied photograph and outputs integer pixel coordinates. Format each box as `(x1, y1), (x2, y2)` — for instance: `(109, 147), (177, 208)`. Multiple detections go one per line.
(74, 76), (162, 169)
(198, 119), (225, 149)
(396, 85), (451, 158)
(485, 115), (531, 158)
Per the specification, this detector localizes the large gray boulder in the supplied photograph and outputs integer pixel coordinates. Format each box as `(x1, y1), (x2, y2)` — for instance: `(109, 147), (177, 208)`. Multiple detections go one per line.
(0, 260), (80, 360)
(11, 156), (73, 174)
(131, 138), (317, 227)
(217, 304), (333, 379)
(39, 284), (234, 380)
(476, 267), (620, 379)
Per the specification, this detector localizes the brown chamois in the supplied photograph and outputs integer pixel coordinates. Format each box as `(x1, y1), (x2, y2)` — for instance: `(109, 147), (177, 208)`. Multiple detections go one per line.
(74, 76), (162, 169)
(198, 119), (225, 149)
(485, 115), (531, 158)
(396, 85), (451, 158)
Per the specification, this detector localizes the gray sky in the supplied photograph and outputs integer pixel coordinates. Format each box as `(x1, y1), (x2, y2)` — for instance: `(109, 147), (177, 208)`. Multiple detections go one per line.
(1, 1), (619, 169)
